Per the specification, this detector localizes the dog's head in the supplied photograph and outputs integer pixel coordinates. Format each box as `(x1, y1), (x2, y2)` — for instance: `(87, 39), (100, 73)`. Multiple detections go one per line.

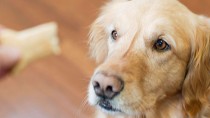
(88, 0), (210, 117)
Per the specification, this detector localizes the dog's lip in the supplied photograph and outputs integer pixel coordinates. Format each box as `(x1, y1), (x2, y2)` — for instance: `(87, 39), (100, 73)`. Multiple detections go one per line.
(98, 99), (122, 112)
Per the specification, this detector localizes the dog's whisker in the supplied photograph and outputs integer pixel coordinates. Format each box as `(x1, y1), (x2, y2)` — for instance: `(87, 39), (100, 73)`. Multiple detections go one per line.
(74, 95), (89, 118)
(78, 76), (91, 82)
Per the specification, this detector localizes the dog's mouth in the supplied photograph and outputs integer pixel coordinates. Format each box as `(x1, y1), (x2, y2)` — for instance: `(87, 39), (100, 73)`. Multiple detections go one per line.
(98, 99), (122, 113)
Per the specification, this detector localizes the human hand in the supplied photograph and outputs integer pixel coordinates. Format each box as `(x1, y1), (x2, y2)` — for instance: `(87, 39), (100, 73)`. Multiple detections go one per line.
(0, 46), (20, 77)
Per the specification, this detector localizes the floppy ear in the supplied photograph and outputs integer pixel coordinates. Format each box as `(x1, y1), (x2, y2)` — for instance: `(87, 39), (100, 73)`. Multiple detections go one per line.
(88, 18), (108, 63)
(182, 16), (210, 117)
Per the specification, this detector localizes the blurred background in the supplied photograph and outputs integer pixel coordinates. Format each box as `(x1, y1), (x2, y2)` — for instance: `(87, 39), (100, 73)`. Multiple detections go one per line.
(0, 0), (209, 118)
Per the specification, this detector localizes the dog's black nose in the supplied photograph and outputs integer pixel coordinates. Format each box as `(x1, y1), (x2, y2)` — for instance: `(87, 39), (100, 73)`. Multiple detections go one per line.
(92, 73), (124, 99)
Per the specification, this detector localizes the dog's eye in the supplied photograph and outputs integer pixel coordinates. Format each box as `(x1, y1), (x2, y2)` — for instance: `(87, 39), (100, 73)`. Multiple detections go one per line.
(111, 30), (118, 40)
(154, 39), (170, 51)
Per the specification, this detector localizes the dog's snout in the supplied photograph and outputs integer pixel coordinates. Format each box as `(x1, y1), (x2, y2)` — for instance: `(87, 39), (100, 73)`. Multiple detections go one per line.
(92, 73), (124, 99)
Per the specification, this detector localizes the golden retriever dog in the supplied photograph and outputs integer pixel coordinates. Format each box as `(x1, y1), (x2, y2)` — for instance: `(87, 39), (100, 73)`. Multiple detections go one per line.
(88, 0), (210, 118)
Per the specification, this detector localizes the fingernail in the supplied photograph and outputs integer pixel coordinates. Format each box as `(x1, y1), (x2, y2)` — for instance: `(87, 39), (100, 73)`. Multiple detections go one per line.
(0, 46), (21, 68)
(4, 47), (20, 58)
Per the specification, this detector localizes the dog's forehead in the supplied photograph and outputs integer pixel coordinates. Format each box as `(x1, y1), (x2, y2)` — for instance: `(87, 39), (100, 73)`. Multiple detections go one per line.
(100, 0), (195, 40)
(101, 0), (193, 22)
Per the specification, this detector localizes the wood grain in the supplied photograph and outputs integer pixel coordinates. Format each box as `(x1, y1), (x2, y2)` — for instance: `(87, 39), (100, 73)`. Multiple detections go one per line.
(0, 0), (209, 118)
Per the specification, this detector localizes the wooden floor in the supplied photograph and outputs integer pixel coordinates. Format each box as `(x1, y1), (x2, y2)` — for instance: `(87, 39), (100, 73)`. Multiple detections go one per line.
(0, 0), (209, 118)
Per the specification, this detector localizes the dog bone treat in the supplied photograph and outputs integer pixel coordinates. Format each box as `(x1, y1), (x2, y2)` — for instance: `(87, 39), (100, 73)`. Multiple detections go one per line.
(0, 22), (60, 74)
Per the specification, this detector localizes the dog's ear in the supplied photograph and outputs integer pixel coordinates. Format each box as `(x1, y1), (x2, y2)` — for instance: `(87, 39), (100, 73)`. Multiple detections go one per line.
(182, 16), (210, 117)
(89, 18), (108, 63)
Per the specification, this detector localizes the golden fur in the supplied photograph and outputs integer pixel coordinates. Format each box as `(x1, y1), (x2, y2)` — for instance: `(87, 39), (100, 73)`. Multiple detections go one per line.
(88, 0), (210, 118)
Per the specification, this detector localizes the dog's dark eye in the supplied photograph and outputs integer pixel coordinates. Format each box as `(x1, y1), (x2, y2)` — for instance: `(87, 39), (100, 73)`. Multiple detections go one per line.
(154, 39), (170, 51)
(111, 30), (118, 40)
